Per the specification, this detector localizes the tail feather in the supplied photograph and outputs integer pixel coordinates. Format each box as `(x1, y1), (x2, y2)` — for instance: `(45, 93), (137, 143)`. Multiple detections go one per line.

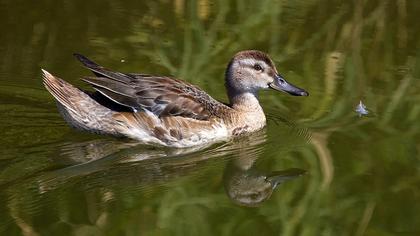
(42, 69), (119, 136)
(42, 69), (79, 114)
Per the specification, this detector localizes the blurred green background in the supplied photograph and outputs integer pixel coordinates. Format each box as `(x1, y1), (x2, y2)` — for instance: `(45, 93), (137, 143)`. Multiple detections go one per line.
(0, 0), (419, 235)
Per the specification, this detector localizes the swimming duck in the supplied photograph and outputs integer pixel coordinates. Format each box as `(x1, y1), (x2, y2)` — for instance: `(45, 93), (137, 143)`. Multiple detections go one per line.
(42, 50), (308, 147)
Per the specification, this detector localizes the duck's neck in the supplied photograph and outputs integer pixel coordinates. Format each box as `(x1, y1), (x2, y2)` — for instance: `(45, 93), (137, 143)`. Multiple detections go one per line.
(226, 90), (266, 133)
(229, 91), (263, 112)
(224, 73), (266, 130)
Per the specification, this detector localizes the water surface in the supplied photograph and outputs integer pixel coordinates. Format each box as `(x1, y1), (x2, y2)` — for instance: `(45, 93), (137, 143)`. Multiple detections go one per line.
(1, 0), (420, 235)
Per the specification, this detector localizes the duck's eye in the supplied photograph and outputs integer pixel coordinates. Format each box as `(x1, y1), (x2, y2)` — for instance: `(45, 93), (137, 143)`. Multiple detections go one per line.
(253, 64), (263, 71)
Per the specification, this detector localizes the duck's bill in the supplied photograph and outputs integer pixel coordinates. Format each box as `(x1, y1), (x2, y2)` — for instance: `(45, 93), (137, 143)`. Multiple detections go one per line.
(269, 74), (309, 96)
(266, 168), (307, 189)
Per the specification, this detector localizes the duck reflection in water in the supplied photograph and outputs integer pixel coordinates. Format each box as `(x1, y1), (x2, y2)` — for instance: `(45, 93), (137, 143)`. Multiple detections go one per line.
(38, 130), (306, 207)
(224, 159), (306, 207)
(222, 130), (306, 206)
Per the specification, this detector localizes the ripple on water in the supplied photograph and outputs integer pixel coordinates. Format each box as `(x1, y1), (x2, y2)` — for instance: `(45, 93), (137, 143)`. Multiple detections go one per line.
(266, 109), (312, 145)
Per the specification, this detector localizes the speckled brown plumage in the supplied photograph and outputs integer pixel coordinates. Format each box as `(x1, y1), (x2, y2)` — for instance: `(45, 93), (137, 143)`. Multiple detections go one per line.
(42, 50), (308, 147)
(75, 53), (230, 121)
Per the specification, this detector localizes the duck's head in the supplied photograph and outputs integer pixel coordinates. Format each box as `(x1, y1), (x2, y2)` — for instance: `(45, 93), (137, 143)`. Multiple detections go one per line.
(225, 50), (309, 97)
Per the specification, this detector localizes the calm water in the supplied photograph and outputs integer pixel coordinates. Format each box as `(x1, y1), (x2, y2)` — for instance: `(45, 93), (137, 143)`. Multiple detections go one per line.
(1, 0), (420, 235)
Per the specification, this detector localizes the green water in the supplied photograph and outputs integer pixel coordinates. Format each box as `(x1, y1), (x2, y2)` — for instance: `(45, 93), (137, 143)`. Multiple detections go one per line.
(1, 0), (420, 235)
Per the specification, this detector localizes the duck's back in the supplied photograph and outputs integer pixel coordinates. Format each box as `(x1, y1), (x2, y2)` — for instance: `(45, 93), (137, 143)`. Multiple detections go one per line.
(74, 53), (229, 121)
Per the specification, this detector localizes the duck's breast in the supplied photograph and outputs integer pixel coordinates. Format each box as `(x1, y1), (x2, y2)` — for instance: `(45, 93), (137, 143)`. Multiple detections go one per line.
(113, 111), (229, 147)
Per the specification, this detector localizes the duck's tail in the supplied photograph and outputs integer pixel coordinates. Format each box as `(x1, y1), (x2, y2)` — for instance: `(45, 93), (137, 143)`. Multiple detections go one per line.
(42, 69), (120, 136)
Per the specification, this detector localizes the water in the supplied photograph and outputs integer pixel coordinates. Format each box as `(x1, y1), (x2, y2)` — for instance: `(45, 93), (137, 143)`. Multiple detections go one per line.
(1, 0), (420, 235)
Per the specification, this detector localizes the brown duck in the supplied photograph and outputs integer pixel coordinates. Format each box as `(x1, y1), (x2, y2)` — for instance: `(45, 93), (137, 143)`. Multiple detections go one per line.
(42, 50), (308, 147)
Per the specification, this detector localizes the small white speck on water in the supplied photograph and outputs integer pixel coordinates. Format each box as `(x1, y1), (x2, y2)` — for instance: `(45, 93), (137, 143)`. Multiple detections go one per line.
(355, 100), (369, 117)
(121, 59), (125, 63)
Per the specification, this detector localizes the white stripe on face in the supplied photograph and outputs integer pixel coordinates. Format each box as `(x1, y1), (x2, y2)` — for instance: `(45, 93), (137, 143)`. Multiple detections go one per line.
(237, 58), (268, 69)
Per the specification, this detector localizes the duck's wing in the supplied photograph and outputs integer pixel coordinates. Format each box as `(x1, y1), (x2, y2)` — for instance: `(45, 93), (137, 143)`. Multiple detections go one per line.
(74, 53), (228, 120)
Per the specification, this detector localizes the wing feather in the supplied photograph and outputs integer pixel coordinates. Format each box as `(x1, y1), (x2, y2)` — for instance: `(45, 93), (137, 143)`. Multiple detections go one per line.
(74, 53), (229, 120)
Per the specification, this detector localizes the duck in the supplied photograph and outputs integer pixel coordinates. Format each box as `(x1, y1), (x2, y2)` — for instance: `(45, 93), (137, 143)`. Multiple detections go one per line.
(42, 50), (308, 148)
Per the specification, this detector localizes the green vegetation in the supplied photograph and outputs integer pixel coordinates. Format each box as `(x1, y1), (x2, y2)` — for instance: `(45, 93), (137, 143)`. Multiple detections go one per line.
(0, 0), (419, 235)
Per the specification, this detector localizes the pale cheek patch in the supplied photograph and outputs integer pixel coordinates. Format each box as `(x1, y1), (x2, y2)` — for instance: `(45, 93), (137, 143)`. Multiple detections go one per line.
(238, 59), (270, 70)
(238, 58), (259, 67)
(265, 74), (275, 84)
(255, 74), (272, 89)
(267, 69), (275, 77)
